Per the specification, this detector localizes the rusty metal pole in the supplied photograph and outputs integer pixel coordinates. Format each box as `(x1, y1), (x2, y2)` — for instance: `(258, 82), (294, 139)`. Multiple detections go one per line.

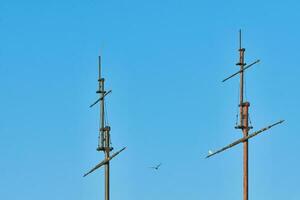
(97, 56), (110, 200)
(209, 30), (284, 200)
(237, 30), (249, 200)
(104, 127), (111, 200)
(242, 102), (249, 200)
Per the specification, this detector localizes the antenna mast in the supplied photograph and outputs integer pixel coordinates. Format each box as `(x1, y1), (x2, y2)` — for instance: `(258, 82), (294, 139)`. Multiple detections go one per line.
(98, 56), (112, 200)
(84, 56), (126, 200)
(206, 30), (284, 200)
(236, 30), (250, 200)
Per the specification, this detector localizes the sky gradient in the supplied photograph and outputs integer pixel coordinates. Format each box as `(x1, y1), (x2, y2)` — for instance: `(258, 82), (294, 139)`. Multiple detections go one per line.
(0, 0), (299, 200)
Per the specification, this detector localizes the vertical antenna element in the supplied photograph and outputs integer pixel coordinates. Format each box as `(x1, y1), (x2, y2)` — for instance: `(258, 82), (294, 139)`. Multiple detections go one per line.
(239, 29), (242, 49)
(98, 56), (105, 150)
(99, 56), (101, 81)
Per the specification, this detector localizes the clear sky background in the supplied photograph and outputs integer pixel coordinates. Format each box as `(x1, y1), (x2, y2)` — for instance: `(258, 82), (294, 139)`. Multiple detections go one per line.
(0, 0), (299, 200)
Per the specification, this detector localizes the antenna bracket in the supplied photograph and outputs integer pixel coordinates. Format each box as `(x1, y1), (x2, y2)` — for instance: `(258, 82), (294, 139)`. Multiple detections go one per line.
(97, 146), (114, 152)
(100, 126), (111, 132)
(238, 102), (250, 107)
(236, 62), (247, 66)
(235, 125), (253, 130)
(96, 90), (106, 94)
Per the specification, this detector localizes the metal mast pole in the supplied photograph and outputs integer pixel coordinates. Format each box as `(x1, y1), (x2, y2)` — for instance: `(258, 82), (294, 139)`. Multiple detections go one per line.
(84, 56), (126, 200)
(97, 56), (111, 200)
(206, 30), (284, 200)
(104, 128), (110, 200)
(236, 30), (249, 200)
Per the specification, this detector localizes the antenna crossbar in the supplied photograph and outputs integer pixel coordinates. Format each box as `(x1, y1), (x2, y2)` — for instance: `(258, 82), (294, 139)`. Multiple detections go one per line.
(84, 147), (126, 177)
(206, 120), (284, 158)
(90, 90), (112, 108)
(222, 59), (260, 82)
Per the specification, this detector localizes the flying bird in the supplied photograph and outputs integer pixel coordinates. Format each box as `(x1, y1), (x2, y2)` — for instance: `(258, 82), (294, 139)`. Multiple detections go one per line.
(150, 163), (162, 170)
(208, 150), (213, 155)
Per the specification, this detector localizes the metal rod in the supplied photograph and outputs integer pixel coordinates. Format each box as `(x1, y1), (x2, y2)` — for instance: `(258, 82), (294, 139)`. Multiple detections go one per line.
(99, 56), (101, 82)
(242, 103), (249, 200)
(238, 30), (249, 200)
(90, 98), (101, 108)
(239, 29), (242, 49)
(99, 57), (105, 149)
(83, 147), (126, 177)
(239, 33), (245, 108)
(222, 60), (260, 82)
(105, 129), (110, 200)
(206, 120), (284, 158)
(90, 90), (112, 108)
(99, 56), (109, 200)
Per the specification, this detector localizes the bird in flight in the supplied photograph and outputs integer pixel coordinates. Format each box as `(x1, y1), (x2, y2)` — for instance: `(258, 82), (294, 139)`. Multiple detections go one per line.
(150, 163), (162, 170)
(208, 150), (213, 155)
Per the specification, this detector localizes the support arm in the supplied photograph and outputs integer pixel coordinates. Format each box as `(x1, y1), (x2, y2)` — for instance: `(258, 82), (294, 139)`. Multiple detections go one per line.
(84, 147), (126, 177)
(206, 120), (284, 158)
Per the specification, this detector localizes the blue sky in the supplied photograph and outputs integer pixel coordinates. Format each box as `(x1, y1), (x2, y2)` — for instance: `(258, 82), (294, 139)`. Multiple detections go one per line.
(0, 0), (299, 200)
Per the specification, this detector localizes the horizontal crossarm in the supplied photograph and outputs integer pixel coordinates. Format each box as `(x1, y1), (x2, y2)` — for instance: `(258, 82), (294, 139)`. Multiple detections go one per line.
(89, 90), (112, 108)
(222, 59), (260, 82)
(206, 120), (284, 158)
(83, 147), (126, 177)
